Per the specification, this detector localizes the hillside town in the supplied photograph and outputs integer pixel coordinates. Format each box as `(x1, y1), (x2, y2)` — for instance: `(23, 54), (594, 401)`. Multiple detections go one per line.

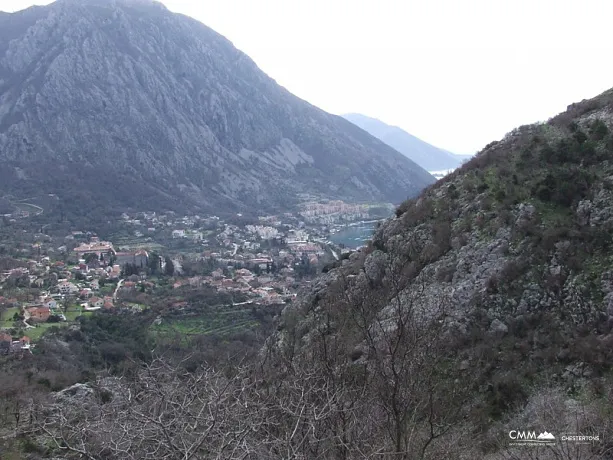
(0, 200), (389, 350)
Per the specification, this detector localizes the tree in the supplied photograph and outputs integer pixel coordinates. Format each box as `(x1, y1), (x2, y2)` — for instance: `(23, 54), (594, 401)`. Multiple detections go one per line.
(84, 253), (98, 265)
(37, 359), (271, 459)
(121, 263), (139, 278)
(148, 252), (161, 275)
(164, 257), (174, 277)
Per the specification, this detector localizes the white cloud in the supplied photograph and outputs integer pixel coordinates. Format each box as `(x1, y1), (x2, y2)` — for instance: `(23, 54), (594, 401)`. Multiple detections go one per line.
(4, 0), (613, 154)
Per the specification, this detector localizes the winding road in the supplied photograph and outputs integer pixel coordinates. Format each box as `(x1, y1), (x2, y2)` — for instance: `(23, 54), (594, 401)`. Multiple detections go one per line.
(22, 308), (34, 329)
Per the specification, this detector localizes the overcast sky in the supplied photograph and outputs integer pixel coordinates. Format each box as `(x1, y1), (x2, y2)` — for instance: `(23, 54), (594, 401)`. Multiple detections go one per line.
(3, 0), (613, 154)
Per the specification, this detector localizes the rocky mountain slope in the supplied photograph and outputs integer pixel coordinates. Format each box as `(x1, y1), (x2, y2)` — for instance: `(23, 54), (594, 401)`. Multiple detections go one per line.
(0, 0), (434, 215)
(343, 112), (468, 171)
(270, 90), (613, 457)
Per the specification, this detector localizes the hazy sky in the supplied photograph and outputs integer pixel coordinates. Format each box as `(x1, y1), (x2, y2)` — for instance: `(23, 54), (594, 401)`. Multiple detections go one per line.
(3, 0), (613, 154)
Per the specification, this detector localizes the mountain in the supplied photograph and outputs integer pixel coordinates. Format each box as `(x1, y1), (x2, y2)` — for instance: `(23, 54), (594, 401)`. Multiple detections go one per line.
(0, 0), (434, 218)
(342, 113), (468, 171)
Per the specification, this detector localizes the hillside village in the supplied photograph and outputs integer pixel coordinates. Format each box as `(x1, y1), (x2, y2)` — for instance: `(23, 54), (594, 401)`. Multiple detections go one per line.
(0, 200), (389, 351)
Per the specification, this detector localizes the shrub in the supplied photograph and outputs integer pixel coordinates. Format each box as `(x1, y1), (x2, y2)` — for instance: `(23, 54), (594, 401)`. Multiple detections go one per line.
(432, 219), (452, 253)
(494, 188), (506, 202)
(487, 374), (528, 419)
(485, 275), (499, 294)
(476, 182), (489, 193)
(21, 437), (46, 454)
(573, 130), (588, 145)
(48, 314), (62, 323)
(535, 169), (591, 207)
(590, 119), (609, 141)
(499, 260), (526, 284)
(520, 148), (532, 161)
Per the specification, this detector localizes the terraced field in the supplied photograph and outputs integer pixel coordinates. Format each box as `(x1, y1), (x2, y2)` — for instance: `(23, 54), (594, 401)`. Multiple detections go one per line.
(151, 306), (261, 341)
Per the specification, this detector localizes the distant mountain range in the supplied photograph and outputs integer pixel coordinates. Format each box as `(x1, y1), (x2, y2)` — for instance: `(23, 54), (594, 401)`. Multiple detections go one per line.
(0, 0), (435, 219)
(342, 113), (472, 171)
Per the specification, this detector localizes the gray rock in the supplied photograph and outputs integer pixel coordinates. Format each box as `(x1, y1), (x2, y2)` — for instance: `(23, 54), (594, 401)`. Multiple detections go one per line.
(576, 200), (592, 226)
(364, 250), (388, 283)
(556, 348), (570, 361)
(489, 319), (508, 336)
(578, 188), (613, 227)
(53, 383), (94, 404)
(515, 203), (536, 228)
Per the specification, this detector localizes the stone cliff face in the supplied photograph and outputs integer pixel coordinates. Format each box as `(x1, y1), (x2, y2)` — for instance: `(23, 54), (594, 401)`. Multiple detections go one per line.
(0, 0), (434, 213)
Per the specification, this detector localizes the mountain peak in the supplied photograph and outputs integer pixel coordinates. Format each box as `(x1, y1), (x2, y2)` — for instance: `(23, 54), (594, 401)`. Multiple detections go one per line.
(0, 3), (434, 218)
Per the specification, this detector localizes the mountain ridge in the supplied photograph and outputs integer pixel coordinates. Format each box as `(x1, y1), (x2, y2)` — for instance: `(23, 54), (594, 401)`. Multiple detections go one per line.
(342, 112), (469, 171)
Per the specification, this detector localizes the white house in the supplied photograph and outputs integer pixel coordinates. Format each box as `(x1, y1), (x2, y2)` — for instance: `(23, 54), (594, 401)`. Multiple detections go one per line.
(58, 282), (78, 295)
(172, 230), (186, 238)
(42, 297), (57, 310)
(89, 297), (104, 309)
(190, 232), (204, 241)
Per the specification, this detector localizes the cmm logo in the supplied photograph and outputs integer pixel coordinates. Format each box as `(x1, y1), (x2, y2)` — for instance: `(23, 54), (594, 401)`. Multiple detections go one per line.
(510, 431), (537, 440)
(509, 431), (556, 445)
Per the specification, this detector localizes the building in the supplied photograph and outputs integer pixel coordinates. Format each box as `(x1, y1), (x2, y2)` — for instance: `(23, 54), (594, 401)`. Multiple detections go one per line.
(73, 241), (115, 257)
(115, 250), (149, 268)
(58, 282), (78, 295)
(89, 297), (104, 309)
(27, 306), (51, 322)
(42, 297), (57, 310)
(0, 333), (12, 350)
(0, 334), (31, 355)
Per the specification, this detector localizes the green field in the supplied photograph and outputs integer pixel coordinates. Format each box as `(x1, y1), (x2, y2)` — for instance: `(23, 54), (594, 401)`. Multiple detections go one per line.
(64, 307), (87, 321)
(0, 307), (19, 328)
(25, 322), (59, 340)
(25, 309), (92, 341)
(152, 306), (259, 341)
